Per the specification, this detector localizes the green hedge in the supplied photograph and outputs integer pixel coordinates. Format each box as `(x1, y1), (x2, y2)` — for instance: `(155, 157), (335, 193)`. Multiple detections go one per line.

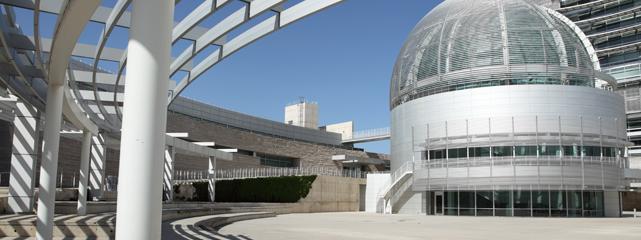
(192, 182), (211, 202)
(215, 175), (317, 203)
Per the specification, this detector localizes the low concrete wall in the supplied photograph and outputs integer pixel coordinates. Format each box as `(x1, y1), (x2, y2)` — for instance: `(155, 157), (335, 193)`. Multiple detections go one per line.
(293, 175), (365, 213)
(216, 175), (366, 214)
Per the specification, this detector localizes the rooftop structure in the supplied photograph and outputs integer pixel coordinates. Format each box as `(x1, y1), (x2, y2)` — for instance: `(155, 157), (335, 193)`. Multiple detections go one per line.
(285, 98), (319, 129)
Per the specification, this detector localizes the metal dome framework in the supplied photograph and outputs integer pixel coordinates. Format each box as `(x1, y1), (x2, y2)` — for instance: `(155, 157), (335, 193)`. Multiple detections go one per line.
(389, 0), (615, 109)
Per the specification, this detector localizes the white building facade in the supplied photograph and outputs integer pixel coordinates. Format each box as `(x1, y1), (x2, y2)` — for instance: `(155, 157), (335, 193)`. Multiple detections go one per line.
(388, 0), (628, 217)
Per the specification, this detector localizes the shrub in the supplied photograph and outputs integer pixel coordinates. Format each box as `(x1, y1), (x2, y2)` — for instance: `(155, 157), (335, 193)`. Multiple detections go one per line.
(192, 182), (211, 202)
(215, 175), (317, 203)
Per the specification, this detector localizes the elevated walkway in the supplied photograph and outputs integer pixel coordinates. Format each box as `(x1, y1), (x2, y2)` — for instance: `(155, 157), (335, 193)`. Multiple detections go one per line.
(342, 127), (391, 144)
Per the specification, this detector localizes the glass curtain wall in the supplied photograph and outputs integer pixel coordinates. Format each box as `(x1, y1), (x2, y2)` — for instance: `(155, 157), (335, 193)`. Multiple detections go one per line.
(438, 190), (604, 217)
(426, 145), (621, 159)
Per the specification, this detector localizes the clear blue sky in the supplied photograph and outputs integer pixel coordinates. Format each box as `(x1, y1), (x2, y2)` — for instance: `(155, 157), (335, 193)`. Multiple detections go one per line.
(15, 0), (442, 153)
(180, 0), (440, 153)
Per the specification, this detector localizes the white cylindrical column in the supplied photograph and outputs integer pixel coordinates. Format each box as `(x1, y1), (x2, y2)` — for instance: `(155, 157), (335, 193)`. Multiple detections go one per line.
(35, 84), (65, 240)
(7, 101), (41, 213)
(89, 134), (106, 200)
(77, 130), (92, 215)
(114, 0), (173, 238)
(208, 156), (216, 202)
(163, 146), (175, 202)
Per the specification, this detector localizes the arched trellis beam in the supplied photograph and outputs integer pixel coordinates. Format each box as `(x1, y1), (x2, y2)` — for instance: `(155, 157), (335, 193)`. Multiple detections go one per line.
(170, 0), (286, 75)
(88, 0), (131, 130)
(44, 0), (100, 135)
(0, 5), (46, 106)
(92, 0), (232, 126)
(170, 0), (342, 103)
(113, 0), (282, 119)
(33, 0), (47, 78)
(0, 0), (219, 129)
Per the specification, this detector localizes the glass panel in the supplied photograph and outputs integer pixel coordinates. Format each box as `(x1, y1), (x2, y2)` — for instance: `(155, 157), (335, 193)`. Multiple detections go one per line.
(459, 191), (475, 215)
(476, 191), (493, 216)
(458, 148), (468, 158)
(448, 149), (459, 159)
(583, 146), (601, 157)
(444, 191), (458, 216)
(515, 146), (537, 156)
(470, 147), (490, 157)
(563, 145), (580, 157)
(568, 191), (582, 217)
(494, 191), (512, 216)
(532, 190), (549, 217)
(429, 149), (446, 159)
(492, 146), (512, 157)
(513, 189), (531, 216)
(447, 148), (468, 159)
(436, 195), (443, 214)
(550, 190), (566, 217)
(539, 145), (561, 156)
(583, 191), (604, 217)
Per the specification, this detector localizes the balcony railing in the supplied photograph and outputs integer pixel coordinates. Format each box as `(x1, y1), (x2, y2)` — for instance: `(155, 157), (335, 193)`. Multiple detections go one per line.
(416, 156), (625, 169)
(173, 167), (369, 183)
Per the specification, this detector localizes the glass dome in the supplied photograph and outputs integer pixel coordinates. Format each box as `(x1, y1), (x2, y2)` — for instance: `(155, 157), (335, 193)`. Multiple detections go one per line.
(390, 0), (600, 109)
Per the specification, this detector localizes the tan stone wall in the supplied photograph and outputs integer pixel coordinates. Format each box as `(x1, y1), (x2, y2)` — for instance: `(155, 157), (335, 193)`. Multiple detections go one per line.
(166, 111), (388, 170)
(622, 191), (641, 211)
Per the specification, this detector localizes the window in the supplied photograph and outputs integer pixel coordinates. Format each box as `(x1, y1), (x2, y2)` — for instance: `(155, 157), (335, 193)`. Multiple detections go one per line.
(539, 145), (561, 156)
(563, 145), (580, 157)
(257, 153), (298, 168)
(492, 146), (512, 157)
(494, 190), (512, 216)
(532, 190), (549, 216)
(515, 146), (537, 156)
(513, 189), (532, 216)
(469, 147), (490, 157)
(459, 191), (475, 216)
(550, 190), (566, 217)
(428, 149), (446, 159)
(476, 191), (493, 216)
(448, 148), (468, 159)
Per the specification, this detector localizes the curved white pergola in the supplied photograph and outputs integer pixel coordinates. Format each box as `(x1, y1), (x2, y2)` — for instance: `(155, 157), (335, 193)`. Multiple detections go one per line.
(0, 0), (342, 239)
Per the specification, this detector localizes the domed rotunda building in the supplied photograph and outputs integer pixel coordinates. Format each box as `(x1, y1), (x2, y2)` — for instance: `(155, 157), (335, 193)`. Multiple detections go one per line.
(388, 0), (628, 217)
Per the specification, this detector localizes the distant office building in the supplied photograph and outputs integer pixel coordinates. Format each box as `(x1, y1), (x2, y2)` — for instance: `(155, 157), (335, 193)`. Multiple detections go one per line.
(557, 0), (641, 169)
(285, 98), (319, 129)
(321, 121), (354, 141)
(384, 0), (627, 217)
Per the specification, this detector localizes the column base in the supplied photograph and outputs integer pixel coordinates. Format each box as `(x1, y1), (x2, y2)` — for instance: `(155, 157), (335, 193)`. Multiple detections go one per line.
(7, 195), (34, 213)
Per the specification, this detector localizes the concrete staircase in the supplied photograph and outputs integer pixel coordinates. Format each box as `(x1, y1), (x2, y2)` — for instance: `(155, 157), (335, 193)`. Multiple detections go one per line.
(377, 161), (414, 214)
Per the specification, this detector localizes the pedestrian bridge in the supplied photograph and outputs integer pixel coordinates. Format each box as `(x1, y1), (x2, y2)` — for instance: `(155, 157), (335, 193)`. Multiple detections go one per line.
(342, 127), (391, 144)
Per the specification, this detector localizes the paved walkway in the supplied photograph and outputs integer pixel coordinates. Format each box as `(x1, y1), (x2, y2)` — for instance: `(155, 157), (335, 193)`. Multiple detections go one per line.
(161, 212), (275, 240)
(219, 212), (641, 240)
(0, 213), (115, 239)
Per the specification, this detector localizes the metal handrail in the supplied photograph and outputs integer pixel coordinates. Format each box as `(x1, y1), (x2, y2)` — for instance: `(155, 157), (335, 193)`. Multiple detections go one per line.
(173, 167), (368, 183)
(416, 156), (624, 169)
(350, 127), (391, 140)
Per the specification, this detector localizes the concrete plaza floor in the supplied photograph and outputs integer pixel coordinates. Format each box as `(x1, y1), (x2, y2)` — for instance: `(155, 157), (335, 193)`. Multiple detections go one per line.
(219, 212), (641, 240)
